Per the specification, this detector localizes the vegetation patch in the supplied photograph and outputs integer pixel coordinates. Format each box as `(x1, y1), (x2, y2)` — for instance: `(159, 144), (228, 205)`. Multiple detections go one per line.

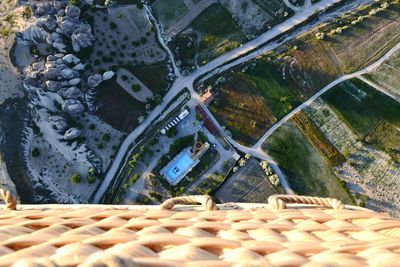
(207, 58), (302, 146)
(262, 122), (353, 203)
(366, 121), (400, 163)
(292, 111), (346, 166)
(322, 81), (380, 138)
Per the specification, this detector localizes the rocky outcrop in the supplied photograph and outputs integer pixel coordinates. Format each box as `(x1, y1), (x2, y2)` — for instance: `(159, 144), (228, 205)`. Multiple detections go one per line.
(58, 86), (81, 99)
(103, 71), (115, 80)
(87, 74), (103, 88)
(62, 99), (85, 115)
(64, 128), (81, 140)
(48, 115), (68, 132)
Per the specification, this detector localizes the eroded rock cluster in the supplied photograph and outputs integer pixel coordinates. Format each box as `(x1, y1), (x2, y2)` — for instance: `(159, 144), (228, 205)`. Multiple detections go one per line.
(16, 1), (115, 172)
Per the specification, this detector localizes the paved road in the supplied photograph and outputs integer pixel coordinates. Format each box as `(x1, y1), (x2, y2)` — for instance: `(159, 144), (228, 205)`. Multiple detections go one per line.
(93, 0), (358, 203)
(358, 75), (400, 103)
(252, 42), (400, 150)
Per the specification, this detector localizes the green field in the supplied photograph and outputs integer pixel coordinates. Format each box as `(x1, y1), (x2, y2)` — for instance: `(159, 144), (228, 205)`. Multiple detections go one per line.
(322, 79), (400, 139)
(208, 59), (302, 145)
(262, 122), (353, 203)
(245, 59), (303, 119)
(152, 0), (188, 28)
(322, 78), (400, 162)
(322, 81), (380, 138)
(190, 3), (247, 65)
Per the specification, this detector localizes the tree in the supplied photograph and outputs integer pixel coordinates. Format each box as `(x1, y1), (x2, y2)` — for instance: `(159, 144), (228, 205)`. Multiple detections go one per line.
(269, 174), (280, 186)
(70, 173), (81, 184)
(32, 148), (40, 157)
(102, 133), (111, 142)
(136, 2), (144, 9)
(245, 153), (251, 160)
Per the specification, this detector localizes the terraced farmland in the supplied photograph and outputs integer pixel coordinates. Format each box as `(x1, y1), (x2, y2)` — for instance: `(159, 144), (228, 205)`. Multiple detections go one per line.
(305, 96), (400, 216)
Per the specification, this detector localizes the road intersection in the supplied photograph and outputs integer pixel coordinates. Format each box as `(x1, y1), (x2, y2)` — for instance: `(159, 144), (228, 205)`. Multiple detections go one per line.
(94, 0), (378, 203)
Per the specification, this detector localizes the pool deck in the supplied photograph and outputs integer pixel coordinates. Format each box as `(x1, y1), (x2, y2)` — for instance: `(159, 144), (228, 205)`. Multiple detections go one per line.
(160, 143), (210, 186)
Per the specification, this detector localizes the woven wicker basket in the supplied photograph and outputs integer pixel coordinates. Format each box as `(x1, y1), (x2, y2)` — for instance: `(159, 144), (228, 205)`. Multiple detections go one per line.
(0, 191), (400, 266)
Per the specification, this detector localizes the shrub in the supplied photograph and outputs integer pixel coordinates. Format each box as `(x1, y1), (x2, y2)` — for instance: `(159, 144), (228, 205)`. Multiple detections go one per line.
(140, 37), (147, 44)
(22, 7), (32, 19)
(70, 173), (81, 184)
(131, 84), (141, 92)
(32, 148), (40, 157)
(87, 175), (96, 184)
(102, 133), (111, 142)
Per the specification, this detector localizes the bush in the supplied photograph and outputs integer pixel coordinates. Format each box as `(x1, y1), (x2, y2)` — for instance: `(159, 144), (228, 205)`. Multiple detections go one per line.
(87, 175), (96, 184)
(131, 84), (141, 92)
(359, 201), (365, 207)
(70, 173), (81, 184)
(102, 133), (111, 142)
(32, 148), (40, 157)
(89, 123), (96, 130)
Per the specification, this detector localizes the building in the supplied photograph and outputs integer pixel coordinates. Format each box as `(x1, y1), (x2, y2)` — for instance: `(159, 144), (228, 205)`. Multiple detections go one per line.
(200, 91), (215, 106)
(160, 142), (210, 186)
(161, 109), (189, 135)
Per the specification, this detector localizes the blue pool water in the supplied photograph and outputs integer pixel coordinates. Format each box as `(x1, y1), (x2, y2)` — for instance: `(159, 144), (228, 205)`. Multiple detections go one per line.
(165, 153), (194, 184)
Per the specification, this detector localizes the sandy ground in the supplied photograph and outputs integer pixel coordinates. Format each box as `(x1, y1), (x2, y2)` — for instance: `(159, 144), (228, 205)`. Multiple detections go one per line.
(0, 37), (24, 104)
(0, 5), (35, 104)
(219, 0), (273, 37)
(116, 68), (153, 103)
(87, 5), (166, 75)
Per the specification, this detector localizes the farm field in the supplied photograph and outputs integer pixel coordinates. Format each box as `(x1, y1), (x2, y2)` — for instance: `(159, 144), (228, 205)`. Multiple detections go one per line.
(215, 158), (283, 203)
(322, 79), (400, 140)
(305, 98), (400, 216)
(208, 59), (302, 146)
(364, 50), (400, 100)
(292, 111), (345, 166)
(267, 1), (400, 95)
(262, 121), (353, 203)
(202, 1), (400, 147)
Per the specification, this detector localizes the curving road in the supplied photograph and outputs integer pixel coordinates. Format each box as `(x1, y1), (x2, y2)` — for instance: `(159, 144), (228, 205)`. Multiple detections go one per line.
(93, 0), (365, 203)
(252, 41), (400, 150)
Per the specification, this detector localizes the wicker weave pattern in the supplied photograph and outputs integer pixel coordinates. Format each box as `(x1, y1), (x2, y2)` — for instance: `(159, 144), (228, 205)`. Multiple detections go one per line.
(0, 202), (400, 267)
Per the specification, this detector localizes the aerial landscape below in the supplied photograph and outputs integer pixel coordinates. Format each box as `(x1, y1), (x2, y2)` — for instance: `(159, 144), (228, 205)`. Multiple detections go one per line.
(0, 0), (399, 218)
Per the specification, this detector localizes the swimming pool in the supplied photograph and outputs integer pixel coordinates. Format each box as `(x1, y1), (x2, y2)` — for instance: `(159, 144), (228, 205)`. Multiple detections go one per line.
(165, 153), (194, 184)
